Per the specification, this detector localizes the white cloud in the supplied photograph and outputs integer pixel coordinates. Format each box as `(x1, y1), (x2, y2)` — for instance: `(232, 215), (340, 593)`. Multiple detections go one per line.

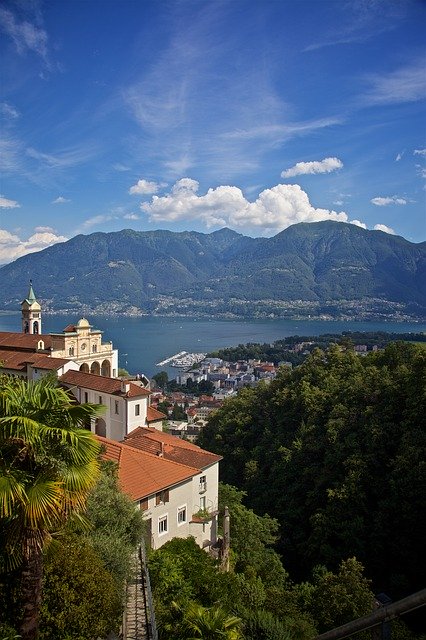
(351, 219), (367, 229)
(0, 195), (20, 209)
(374, 224), (396, 235)
(113, 163), (131, 172)
(141, 179), (356, 234)
(129, 179), (160, 195)
(395, 151), (404, 162)
(0, 7), (49, 64)
(52, 196), (70, 204)
(414, 149), (426, 157)
(0, 228), (67, 264)
(281, 157), (343, 178)
(371, 196), (407, 206)
(123, 213), (140, 220)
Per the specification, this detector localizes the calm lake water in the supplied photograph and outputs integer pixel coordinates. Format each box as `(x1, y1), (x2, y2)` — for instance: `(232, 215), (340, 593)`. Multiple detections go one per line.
(1, 313), (424, 378)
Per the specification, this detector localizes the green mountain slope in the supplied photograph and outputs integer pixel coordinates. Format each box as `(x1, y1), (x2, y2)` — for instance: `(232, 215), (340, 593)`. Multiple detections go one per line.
(0, 222), (424, 319)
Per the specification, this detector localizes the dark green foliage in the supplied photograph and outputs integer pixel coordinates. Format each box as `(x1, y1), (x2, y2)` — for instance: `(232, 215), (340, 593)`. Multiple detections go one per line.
(39, 536), (122, 640)
(242, 609), (293, 640)
(199, 343), (426, 601)
(152, 371), (169, 388)
(1, 222), (425, 318)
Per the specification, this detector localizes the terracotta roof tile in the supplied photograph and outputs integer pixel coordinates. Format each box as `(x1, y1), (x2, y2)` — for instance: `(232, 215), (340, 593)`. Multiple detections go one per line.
(60, 370), (150, 397)
(97, 435), (198, 501)
(124, 427), (222, 471)
(146, 406), (167, 422)
(0, 349), (69, 372)
(0, 332), (52, 351)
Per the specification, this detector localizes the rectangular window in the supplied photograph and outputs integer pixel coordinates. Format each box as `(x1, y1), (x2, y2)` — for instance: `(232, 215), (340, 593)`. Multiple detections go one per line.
(156, 490), (170, 505)
(135, 404), (140, 416)
(177, 506), (186, 525)
(200, 496), (206, 510)
(140, 498), (149, 510)
(115, 400), (119, 415)
(199, 475), (207, 492)
(158, 515), (168, 535)
(84, 392), (88, 403)
(98, 396), (103, 405)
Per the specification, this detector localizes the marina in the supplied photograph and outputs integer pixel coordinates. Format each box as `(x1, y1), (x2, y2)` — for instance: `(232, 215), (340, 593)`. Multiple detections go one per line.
(156, 351), (207, 369)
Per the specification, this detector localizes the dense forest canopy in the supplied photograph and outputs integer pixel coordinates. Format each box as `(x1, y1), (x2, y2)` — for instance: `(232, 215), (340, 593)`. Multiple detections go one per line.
(199, 342), (426, 601)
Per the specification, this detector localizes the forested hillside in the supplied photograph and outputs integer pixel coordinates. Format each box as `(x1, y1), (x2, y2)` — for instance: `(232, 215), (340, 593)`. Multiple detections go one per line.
(199, 342), (426, 601)
(1, 222), (425, 319)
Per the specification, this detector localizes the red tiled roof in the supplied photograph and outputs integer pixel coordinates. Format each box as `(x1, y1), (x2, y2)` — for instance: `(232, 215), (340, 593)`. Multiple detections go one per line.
(124, 427), (222, 471)
(60, 370), (150, 397)
(0, 332), (52, 351)
(0, 349), (69, 372)
(63, 324), (77, 333)
(97, 435), (197, 500)
(146, 406), (167, 422)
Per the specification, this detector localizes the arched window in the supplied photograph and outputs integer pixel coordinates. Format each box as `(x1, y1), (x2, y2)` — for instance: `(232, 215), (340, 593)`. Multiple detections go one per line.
(69, 346), (75, 356)
(24, 321), (29, 334)
(33, 321), (39, 334)
(80, 363), (89, 373)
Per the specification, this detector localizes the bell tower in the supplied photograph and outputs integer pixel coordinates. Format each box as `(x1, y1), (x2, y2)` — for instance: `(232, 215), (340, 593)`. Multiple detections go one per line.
(21, 281), (42, 334)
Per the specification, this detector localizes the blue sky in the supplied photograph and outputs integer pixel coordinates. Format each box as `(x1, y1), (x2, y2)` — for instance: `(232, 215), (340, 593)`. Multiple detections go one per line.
(0, 0), (425, 264)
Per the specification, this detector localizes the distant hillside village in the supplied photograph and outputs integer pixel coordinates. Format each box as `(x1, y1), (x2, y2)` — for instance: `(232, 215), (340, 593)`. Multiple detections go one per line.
(0, 283), (223, 554)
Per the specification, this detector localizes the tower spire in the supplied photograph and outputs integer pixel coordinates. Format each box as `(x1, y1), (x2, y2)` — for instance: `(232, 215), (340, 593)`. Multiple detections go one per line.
(21, 281), (42, 334)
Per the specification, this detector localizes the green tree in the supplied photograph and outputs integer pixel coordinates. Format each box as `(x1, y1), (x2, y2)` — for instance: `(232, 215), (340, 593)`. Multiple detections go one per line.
(0, 376), (101, 640)
(84, 460), (145, 587)
(153, 371), (169, 389)
(39, 535), (121, 640)
(200, 344), (426, 599)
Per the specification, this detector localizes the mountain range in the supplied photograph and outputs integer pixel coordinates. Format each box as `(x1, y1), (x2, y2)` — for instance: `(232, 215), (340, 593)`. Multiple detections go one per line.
(0, 221), (425, 320)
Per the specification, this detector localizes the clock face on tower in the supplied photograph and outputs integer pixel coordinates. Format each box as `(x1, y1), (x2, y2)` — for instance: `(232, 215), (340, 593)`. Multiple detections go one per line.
(81, 343), (86, 351)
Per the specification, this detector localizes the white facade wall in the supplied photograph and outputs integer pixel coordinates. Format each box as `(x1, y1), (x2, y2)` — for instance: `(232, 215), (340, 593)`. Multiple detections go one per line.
(126, 397), (148, 434)
(140, 462), (219, 550)
(64, 384), (149, 440)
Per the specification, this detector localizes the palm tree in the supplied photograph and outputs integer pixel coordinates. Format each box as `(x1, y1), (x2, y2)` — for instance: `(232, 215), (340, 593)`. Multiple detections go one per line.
(0, 375), (101, 640)
(171, 601), (243, 640)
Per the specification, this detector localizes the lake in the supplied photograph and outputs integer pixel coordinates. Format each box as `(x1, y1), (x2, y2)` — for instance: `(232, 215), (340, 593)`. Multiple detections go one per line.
(0, 312), (424, 378)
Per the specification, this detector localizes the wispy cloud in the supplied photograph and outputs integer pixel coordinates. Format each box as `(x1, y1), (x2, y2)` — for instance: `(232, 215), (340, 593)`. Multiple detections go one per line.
(281, 157), (343, 178)
(414, 149), (426, 157)
(371, 196), (407, 206)
(0, 6), (50, 65)
(0, 195), (20, 209)
(395, 151), (404, 162)
(80, 214), (115, 230)
(123, 213), (140, 220)
(26, 144), (97, 169)
(0, 102), (20, 119)
(362, 59), (426, 105)
(52, 196), (71, 204)
(304, 0), (407, 53)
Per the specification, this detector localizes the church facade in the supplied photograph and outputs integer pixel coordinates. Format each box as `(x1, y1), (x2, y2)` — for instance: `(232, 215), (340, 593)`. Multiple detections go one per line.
(0, 283), (118, 377)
